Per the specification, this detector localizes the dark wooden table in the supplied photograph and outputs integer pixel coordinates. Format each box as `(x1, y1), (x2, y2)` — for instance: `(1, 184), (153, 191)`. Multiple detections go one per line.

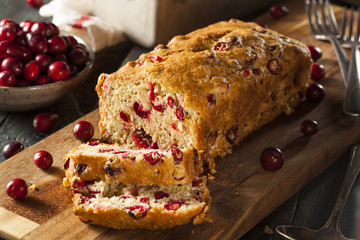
(0, 0), (358, 239)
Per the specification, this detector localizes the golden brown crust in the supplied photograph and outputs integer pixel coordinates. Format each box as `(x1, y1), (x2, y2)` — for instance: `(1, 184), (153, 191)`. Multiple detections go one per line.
(96, 19), (312, 160)
(63, 143), (203, 186)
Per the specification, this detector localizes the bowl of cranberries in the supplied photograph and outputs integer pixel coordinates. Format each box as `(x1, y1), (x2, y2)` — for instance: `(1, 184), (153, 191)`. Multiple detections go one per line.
(0, 19), (94, 111)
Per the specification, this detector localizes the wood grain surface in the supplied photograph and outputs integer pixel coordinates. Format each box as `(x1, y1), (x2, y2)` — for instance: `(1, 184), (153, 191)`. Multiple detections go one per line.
(0, 0), (358, 239)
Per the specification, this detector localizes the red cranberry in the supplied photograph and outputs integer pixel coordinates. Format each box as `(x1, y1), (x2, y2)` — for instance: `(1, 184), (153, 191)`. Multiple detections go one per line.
(306, 82), (325, 103)
(308, 46), (322, 62)
(1, 57), (23, 77)
(0, 70), (16, 86)
(133, 102), (150, 118)
(15, 79), (30, 87)
(47, 23), (59, 37)
(143, 152), (162, 165)
(126, 205), (148, 219)
(15, 31), (27, 45)
(154, 191), (169, 199)
(48, 61), (71, 82)
(167, 96), (176, 108)
(34, 54), (52, 72)
(132, 128), (152, 148)
(31, 22), (51, 38)
(26, 32), (48, 54)
(171, 147), (183, 164)
(33, 112), (58, 132)
(267, 59), (282, 75)
(64, 157), (70, 170)
(120, 111), (130, 123)
(20, 20), (34, 32)
(2, 142), (24, 159)
(24, 61), (40, 82)
(6, 178), (28, 199)
(26, 0), (43, 8)
(33, 75), (50, 85)
(176, 107), (184, 121)
(33, 150), (53, 169)
(48, 36), (68, 54)
(19, 46), (33, 61)
(301, 119), (319, 136)
(270, 5), (289, 19)
(311, 63), (325, 81)
(0, 19), (14, 26)
(207, 94), (216, 108)
(0, 40), (22, 59)
(0, 24), (17, 42)
(73, 121), (94, 142)
(52, 53), (67, 62)
(67, 47), (88, 69)
(76, 163), (88, 174)
(260, 147), (284, 171)
(65, 35), (78, 46)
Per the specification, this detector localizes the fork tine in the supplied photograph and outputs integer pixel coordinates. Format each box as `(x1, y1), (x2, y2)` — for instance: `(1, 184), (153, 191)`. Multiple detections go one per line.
(319, 0), (331, 33)
(325, 0), (339, 34)
(356, 7), (360, 42)
(305, 0), (317, 34)
(312, 0), (324, 32)
(340, 6), (348, 40)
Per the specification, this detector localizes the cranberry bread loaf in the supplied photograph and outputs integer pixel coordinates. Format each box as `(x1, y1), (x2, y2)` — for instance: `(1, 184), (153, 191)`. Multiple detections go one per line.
(96, 19), (312, 161)
(70, 177), (211, 230)
(63, 141), (203, 186)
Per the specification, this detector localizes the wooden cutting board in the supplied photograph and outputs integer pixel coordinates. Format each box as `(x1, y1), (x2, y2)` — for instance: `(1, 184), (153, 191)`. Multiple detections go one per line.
(1, 0), (358, 239)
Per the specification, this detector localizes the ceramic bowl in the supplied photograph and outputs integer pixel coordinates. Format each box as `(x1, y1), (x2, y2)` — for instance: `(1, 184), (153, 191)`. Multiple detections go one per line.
(0, 32), (95, 112)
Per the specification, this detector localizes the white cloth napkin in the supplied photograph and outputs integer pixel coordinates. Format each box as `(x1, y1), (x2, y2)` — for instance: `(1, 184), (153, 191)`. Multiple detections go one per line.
(39, 0), (126, 52)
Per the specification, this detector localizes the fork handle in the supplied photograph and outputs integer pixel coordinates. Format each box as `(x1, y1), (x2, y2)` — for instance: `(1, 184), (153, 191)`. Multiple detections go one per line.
(328, 36), (349, 85)
(324, 145), (360, 234)
(343, 45), (360, 116)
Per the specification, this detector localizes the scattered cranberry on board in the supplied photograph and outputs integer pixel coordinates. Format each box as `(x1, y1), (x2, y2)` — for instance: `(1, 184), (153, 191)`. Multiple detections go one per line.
(270, 5), (289, 19)
(311, 63), (325, 81)
(33, 150), (53, 169)
(2, 141), (24, 159)
(6, 178), (28, 199)
(306, 82), (325, 103)
(26, 0), (43, 8)
(33, 112), (58, 132)
(308, 45), (322, 62)
(260, 147), (284, 171)
(73, 121), (94, 142)
(301, 119), (319, 136)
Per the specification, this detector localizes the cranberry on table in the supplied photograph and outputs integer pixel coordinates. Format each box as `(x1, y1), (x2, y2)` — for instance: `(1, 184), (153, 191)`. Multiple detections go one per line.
(26, 0), (43, 8)
(306, 82), (325, 103)
(73, 121), (94, 142)
(48, 61), (71, 82)
(260, 147), (284, 171)
(33, 150), (53, 169)
(0, 70), (16, 86)
(301, 119), (319, 136)
(270, 5), (289, 19)
(311, 63), (325, 81)
(308, 45), (322, 62)
(33, 112), (58, 132)
(2, 141), (24, 159)
(6, 178), (28, 199)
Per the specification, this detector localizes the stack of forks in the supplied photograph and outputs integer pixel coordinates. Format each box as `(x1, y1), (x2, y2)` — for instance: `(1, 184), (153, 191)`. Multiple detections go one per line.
(306, 0), (360, 116)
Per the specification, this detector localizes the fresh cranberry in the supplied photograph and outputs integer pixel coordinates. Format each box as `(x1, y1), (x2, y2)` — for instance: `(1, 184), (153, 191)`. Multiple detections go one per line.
(260, 147), (284, 171)
(2, 142), (24, 159)
(15, 79), (30, 87)
(33, 75), (50, 85)
(47, 23), (59, 37)
(308, 46), (322, 62)
(48, 36), (68, 54)
(126, 205), (148, 219)
(76, 164), (88, 174)
(31, 22), (51, 38)
(311, 63), (325, 81)
(33, 150), (53, 169)
(52, 53), (67, 62)
(20, 20), (34, 32)
(1, 57), (22, 77)
(306, 83), (325, 103)
(154, 191), (169, 199)
(15, 31), (27, 45)
(143, 152), (162, 165)
(34, 54), (52, 72)
(65, 35), (78, 46)
(19, 46), (33, 61)
(0, 19), (14, 26)
(301, 119), (319, 136)
(73, 121), (94, 142)
(0, 24), (17, 42)
(33, 112), (58, 132)
(48, 61), (71, 82)
(133, 102), (150, 118)
(0, 70), (16, 86)
(67, 47), (88, 69)
(26, 32), (48, 54)
(6, 178), (28, 199)
(0, 40), (22, 59)
(24, 61), (40, 82)
(270, 4), (289, 19)
(68, 64), (78, 76)
(26, 0), (43, 8)
(267, 59), (282, 75)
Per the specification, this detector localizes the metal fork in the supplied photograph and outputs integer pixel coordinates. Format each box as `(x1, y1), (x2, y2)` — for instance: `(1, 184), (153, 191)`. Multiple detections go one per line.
(306, 0), (349, 84)
(341, 6), (360, 116)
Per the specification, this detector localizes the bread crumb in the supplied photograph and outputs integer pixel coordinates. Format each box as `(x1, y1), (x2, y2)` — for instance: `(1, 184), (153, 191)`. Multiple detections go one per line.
(191, 229), (194, 234)
(28, 184), (39, 191)
(264, 225), (273, 235)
